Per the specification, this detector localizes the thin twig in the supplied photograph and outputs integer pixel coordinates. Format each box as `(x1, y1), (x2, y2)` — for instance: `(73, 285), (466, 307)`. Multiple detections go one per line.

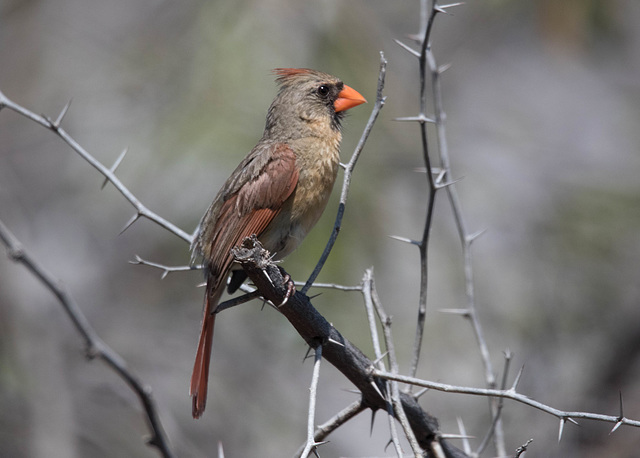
(421, 2), (503, 451)
(0, 219), (175, 458)
(362, 270), (404, 456)
(383, 384), (405, 458)
(299, 345), (324, 458)
(301, 281), (363, 292)
(301, 52), (387, 294)
(0, 89), (191, 243)
(404, 0), (442, 385)
(362, 269), (385, 366)
(214, 290), (263, 314)
(367, 271), (423, 456)
(130, 255), (202, 278)
(293, 400), (367, 458)
(373, 369), (640, 429)
(475, 351), (512, 455)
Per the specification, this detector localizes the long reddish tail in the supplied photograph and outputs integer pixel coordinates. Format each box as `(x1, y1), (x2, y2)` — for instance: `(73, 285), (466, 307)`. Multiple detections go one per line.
(190, 284), (223, 418)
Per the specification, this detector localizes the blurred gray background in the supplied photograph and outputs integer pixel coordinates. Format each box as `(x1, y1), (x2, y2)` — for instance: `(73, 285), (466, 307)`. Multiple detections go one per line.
(1, 0), (640, 457)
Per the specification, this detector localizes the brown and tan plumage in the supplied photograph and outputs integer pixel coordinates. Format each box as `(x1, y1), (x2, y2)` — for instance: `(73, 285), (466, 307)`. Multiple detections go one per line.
(189, 68), (366, 418)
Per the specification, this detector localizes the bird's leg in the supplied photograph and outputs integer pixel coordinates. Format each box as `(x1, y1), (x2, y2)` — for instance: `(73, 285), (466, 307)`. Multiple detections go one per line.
(213, 290), (262, 314)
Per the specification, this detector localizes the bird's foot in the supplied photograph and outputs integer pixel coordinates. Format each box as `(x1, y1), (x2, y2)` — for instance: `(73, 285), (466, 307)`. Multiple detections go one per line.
(278, 270), (296, 307)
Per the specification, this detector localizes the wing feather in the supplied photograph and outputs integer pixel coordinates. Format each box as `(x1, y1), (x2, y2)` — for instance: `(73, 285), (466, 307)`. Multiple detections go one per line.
(200, 142), (299, 298)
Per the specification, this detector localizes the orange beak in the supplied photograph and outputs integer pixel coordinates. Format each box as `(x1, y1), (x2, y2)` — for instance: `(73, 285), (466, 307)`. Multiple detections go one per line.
(334, 84), (367, 112)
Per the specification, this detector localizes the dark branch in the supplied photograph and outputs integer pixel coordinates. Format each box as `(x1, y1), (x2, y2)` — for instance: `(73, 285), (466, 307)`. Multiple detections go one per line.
(232, 236), (468, 458)
(0, 219), (175, 458)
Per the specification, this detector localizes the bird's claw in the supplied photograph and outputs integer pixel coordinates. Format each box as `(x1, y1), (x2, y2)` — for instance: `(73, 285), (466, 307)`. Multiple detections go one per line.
(278, 272), (296, 307)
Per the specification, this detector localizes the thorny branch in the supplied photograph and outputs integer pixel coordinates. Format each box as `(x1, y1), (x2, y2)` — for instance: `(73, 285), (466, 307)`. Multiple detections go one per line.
(363, 269), (422, 456)
(0, 220), (175, 458)
(299, 346), (324, 458)
(294, 400), (367, 457)
(393, 0), (444, 386)
(235, 236), (640, 455)
(373, 369), (640, 433)
(0, 90), (192, 243)
(301, 52), (387, 294)
(396, 1), (505, 453)
(3, 2), (637, 454)
(232, 236), (468, 458)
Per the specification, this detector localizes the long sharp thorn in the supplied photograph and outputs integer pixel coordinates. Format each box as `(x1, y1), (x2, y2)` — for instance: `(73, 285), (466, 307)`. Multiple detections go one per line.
(217, 441), (225, 458)
(558, 418), (565, 443)
(511, 364), (525, 391)
(372, 351), (389, 366)
(388, 235), (421, 246)
(438, 62), (453, 74)
(435, 177), (464, 190)
(466, 228), (488, 244)
(610, 392), (624, 434)
(415, 387), (429, 398)
(370, 410), (377, 435)
(438, 308), (471, 316)
(435, 2), (465, 14)
(55, 98), (72, 127)
(440, 433), (475, 439)
(394, 39), (420, 57)
(610, 420), (623, 434)
(439, 2), (465, 10)
(120, 213), (140, 235)
(619, 391), (624, 418)
(102, 146), (129, 189)
(370, 381), (385, 400)
(456, 416), (472, 455)
(327, 337), (344, 347)
(394, 114), (436, 124)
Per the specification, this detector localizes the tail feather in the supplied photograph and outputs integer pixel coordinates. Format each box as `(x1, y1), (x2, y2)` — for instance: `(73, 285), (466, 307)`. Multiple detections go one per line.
(190, 282), (224, 419)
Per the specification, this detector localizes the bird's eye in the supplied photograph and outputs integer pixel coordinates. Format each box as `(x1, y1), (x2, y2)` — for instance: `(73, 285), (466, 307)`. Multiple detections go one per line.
(317, 85), (330, 97)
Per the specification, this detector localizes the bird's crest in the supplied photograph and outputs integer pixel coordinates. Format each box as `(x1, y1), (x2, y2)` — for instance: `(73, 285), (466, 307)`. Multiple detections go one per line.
(273, 68), (314, 84)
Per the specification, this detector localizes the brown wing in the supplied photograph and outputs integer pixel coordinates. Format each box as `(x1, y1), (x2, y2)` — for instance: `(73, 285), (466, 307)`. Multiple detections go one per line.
(204, 142), (299, 290)
(190, 142), (298, 418)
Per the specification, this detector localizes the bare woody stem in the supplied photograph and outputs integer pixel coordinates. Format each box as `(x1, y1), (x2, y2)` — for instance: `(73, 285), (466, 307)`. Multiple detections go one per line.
(232, 236), (469, 458)
(0, 90), (192, 243)
(301, 52), (387, 294)
(0, 219), (176, 458)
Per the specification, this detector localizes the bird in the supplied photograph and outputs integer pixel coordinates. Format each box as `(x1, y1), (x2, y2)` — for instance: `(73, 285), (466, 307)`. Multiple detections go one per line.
(189, 68), (366, 418)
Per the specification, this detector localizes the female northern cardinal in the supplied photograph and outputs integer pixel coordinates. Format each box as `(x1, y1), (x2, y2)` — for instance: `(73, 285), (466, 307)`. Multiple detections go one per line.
(189, 68), (366, 418)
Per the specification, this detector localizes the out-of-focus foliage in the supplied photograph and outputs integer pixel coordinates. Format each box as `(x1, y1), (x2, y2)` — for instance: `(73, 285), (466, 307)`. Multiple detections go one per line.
(1, 1), (639, 457)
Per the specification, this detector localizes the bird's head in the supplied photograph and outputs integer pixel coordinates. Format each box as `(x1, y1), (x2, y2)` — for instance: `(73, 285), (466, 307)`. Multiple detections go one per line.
(265, 68), (366, 138)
